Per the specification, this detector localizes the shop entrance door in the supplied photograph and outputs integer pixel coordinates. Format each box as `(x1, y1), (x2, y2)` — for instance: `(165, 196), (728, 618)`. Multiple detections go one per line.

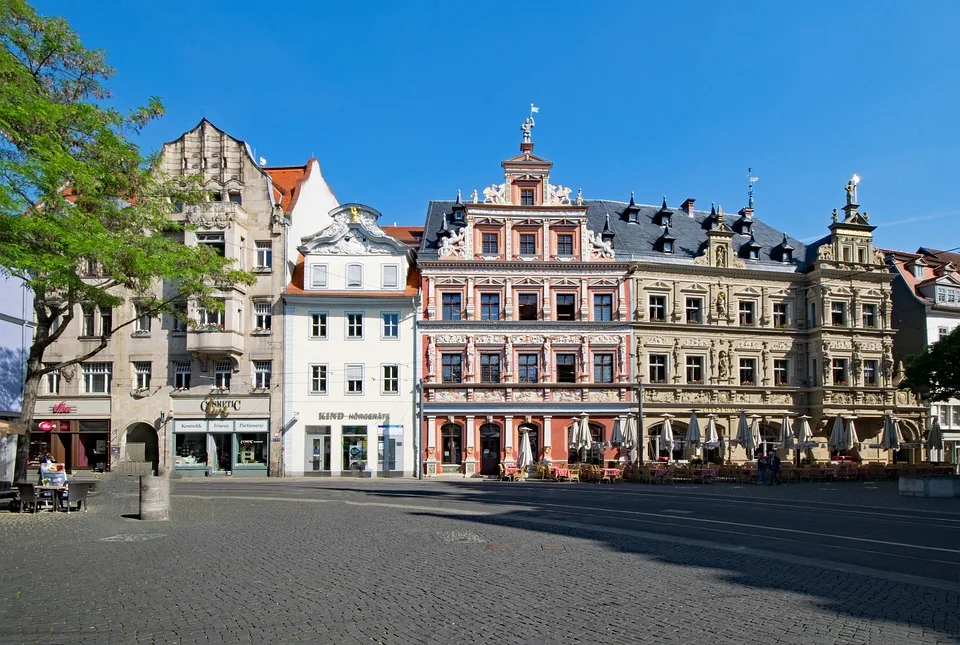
(306, 434), (331, 473)
(209, 433), (233, 473)
(479, 424), (501, 476)
(378, 425), (403, 474)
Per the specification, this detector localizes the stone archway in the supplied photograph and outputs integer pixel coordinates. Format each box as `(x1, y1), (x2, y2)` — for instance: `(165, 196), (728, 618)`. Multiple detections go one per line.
(124, 422), (159, 475)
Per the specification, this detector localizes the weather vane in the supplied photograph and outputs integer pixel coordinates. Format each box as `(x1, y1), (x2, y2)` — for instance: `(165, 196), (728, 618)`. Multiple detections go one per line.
(747, 167), (758, 209)
(521, 104), (539, 143)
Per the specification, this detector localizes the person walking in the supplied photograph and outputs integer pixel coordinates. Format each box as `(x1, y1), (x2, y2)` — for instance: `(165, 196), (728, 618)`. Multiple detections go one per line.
(756, 453), (768, 485)
(769, 451), (782, 486)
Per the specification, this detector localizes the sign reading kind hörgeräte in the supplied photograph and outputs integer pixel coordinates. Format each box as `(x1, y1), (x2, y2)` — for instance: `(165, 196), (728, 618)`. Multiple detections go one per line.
(317, 412), (389, 421)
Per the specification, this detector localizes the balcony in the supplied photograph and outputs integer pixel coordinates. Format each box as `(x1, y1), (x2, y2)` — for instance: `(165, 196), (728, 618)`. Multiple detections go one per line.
(186, 329), (244, 356)
(182, 201), (248, 228)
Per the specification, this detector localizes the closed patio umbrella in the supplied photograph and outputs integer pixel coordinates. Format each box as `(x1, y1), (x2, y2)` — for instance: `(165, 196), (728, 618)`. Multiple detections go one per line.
(828, 416), (845, 452)
(926, 418), (944, 458)
(778, 415), (794, 449)
(844, 417), (859, 451)
(517, 430), (534, 475)
(685, 411), (702, 448)
(611, 418), (625, 445)
(577, 415), (593, 461)
(795, 416), (812, 447)
(748, 416), (761, 455)
(703, 415), (720, 445)
(881, 414), (902, 452)
(735, 411), (752, 454)
(660, 417), (674, 462)
(622, 416), (639, 464)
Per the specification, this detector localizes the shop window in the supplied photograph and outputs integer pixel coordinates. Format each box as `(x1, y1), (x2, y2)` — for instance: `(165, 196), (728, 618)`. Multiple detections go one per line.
(593, 353), (614, 383)
(310, 364), (328, 394)
(481, 233), (499, 255)
(253, 361), (271, 389)
(237, 434), (267, 466)
(441, 293), (461, 321)
(520, 188), (535, 206)
(518, 294), (538, 320)
(648, 295), (666, 322)
(346, 312), (363, 338)
(175, 434), (207, 467)
(44, 364), (60, 394)
(862, 304), (877, 328)
(863, 360), (878, 386)
(342, 426), (368, 471)
(518, 353), (538, 383)
(197, 232), (225, 257)
(685, 298), (702, 324)
(556, 294), (576, 320)
(739, 358), (757, 385)
(345, 364), (363, 394)
(255, 241), (272, 269)
(480, 354), (501, 383)
(133, 362), (151, 390)
(441, 353), (462, 383)
(519, 233), (536, 255)
(382, 264), (399, 289)
(254, 302), (272, 331)
(310, 264), (328, 289)
(81, 305), (95, 336)
(649, 354), (667, 383)
(305, 426), (332, 472)
(773, 303), (789, 328)
(82, 362), (111, 393)
(99, 306), (112, 335)
(346, 264), (363, 288)
(832, 358), (847, 385)
(556, 353), (577, 383)
(557, 234), (574, 256)
(774, 359), (789, 386)
(441, 423), (462, 465)
(831, 302), (846, 326)
(480, 293), (500, 321)
(686, 356), (703, 384)
(593, 294), (613, 321)
(382, 364), (399, 394)
(382, 312), (399, 338)
(173, 361), (191, 390)
(213, 361), (231, 390)
(310, 313), (327, 339)
(739, 301), (756, 326)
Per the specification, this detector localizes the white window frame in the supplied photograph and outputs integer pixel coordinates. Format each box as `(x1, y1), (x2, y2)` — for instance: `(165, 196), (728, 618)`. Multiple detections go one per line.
(253, 361), (271, 390)
(255, 241), (273, 270)
(832, 358), (848, 385)
(254, 301), (272, 331)
(685, 298), (702, 324)
(44, 364), (61, 395)
(81, 305), (95, 336)
(346, 312), (364, 339)
(773, 302), (789, 328)
(346, 263), (363, 289)
(739, 357), (757, 386)
(173, 361), (191, 390)
(133, 362), (152, 390)
(685, 355), (704, 384)
(648, 354), (667, 384)
(381, 312), (400, 339)
(310, 264), (328, 289)
(738, 300), (756, 326)
(197, 301), (224, 328)
(345, 364), (364, 394)
(382, 364), (399, 394)
(773, 359), (789, 386)
(381, 264), (400, 289)
(309, 312), (328, 339)
(648, 295), (667, 322)
(863, 360), (878, 386)
(82, 362), (112, 394)
(309, 364), (328, 395)
(831, 301), (847, 326)
(134, 303), (152, 334)
(213, 361), (232, 391)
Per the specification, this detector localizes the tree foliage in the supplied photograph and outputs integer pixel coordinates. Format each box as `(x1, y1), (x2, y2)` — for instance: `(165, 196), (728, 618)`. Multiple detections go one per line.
(0, 0), (254, 480)
(900, 325), (960, 402)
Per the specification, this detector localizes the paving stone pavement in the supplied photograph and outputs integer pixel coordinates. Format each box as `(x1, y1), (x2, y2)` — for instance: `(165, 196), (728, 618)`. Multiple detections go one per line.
(0, 477), (957, 645)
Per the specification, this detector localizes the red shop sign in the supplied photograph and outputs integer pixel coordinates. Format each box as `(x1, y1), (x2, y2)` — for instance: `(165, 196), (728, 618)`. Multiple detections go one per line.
(50, 401), (76, 414)
(38, 421), (53, 432)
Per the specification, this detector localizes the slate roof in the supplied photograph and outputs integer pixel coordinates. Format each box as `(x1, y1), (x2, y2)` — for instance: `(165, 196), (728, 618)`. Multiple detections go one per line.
(419, 199), (810, 272)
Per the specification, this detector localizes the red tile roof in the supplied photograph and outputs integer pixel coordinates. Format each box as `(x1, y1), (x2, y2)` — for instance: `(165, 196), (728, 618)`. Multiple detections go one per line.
(264, 161), (313, 212)
(383, 226), (424, 249)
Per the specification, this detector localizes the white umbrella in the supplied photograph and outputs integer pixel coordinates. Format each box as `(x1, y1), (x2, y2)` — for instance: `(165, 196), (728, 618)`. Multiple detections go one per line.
(795, 416), (812, 447)
(844, 417), (859, 451)
(828, 416), (845, 451)
(611, 418), (625, 445)
(748, 416), (761, 455)
(926, 418), (944, 457)
(517, 430), (534, 472)
(685, 411), (702, 447)
(703, 415), (720, 445)
(778, 415), (794, 449)
(881, 414), (902, 452)
(660, 417), (674, 461)
(623, 416), (638, 449)
(735, 411), (751, 447)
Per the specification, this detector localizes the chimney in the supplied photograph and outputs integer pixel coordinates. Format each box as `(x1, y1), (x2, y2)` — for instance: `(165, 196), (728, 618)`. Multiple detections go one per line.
(681, 198), (696, 216)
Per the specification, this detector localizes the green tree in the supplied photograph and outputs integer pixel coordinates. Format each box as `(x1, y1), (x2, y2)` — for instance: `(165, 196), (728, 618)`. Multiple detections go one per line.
(900, 326), (960, 402)
(0, 0), (253, 482)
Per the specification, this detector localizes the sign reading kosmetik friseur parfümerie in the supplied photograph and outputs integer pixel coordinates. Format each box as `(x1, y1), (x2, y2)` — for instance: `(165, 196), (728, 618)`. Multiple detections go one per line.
(317, 412), (389, 421)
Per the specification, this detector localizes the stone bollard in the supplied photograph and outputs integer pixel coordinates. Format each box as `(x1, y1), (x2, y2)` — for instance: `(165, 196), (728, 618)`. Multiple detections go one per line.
(139, 467), (170, 521)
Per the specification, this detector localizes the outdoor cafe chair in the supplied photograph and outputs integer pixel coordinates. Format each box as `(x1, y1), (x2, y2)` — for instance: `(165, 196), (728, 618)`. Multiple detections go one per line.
(60, 482), (92, 512)
(14, 483), (42, 513)
(567, 465), (580, 483)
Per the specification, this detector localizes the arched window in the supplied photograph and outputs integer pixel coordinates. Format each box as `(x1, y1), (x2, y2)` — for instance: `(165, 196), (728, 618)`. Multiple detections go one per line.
(441, 423), (462, 465)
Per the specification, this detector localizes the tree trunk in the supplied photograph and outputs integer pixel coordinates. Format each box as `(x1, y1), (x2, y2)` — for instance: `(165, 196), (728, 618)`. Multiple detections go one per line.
(14, 360), (44, 483)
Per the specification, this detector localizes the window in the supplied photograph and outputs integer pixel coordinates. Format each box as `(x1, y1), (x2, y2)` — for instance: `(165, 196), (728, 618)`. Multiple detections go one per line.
(519, 233), (536, 255)
(254, 302), (272, 331)
(520, 188), (535, 206)
(685, 298), (702, 324)
(441, 423), (462, 465)
(135, 303), (151, 334)
(939, 327), (950, 340)
(739, 358), (757, 385)
(518, 293), (538, 320)
(747, 247), (760, 260)
(253, 361), (271, 389)
(342, 425), (367, 470)
(557, 234), (573, 256)
(811, 359), (818, 387)
(171, 304), (187, 332)
(346, 264), (363, 288)
(228, 191), (242, 205)
(481, 233), (498, 255)
(81, 305), (95, 336)
(739, 301), (755, 326)
(346, 313), (363, 338)
(441, 353), (462, 383)
(480, 354), (501, 383)
(832, 358), (847, 385)
(808, 302), (817, 328)
(310, 313), (327, 339)
(556, 353), (577, 383)
(441, 293), (461, 321)
(593, 353), (614, 383)
(173, 361), (191, 390)
(863, 360), (878, 386)
(686, 356), (704, 384)
(382, 365), (399, 394)
(382, 312), (399, 338)
(862, 304), (877, 328)
(649, 354), (667, 383)
(214, 361), (231, 390)
(831, 302), (846, 326)
(842, 247), (852, 262)
(310, 264), (328, 289)
(345, 364), (364, 394)
(593, 294), (613, 321)
(913, 264), (924, 279)
(480, 293), (500, 321)
(133, 362), (151, 390)
(197, 302), (224, 328)
(82, 362), (111, 393)
(663, 239), (674, 253)
(381, 264), (399, 289)
(518, 354), (538, 383)
(255, 241), (272, 269)
(308, 365), (328, 394)
(774, 359), (789, 386)
(99, 307), (112, 335)
(773, 303), (788, 328)
(197, 232), (225, 257)
(556, 294), (576, 321)
(44, 364), (60, 395)
(648, 295), (666, 322)
(936, 287), (959, 304)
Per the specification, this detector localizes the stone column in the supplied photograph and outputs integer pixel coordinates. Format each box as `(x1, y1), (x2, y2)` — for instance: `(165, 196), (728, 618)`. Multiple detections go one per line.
(504, 416), (515, 466)
(542, 415), (553, 462)
(580, 280), (590, 320)
(505, 219), (513, 259)
(618, 279), (627, 321)
(425, 416), (437, 475)
(505, 278), (513, 320)
(465, 277), (475, 319)
(427, 277), (436, 320)
(464, 415), (476, 476)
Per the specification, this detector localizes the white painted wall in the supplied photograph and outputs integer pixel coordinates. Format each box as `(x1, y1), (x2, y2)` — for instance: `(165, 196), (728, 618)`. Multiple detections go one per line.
(925, 310), (960, 461)
(287, 159), (339, 272)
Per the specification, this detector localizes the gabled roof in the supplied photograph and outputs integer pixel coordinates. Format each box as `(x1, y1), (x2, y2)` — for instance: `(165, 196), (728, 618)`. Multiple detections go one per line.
(263, 161), (313, 212)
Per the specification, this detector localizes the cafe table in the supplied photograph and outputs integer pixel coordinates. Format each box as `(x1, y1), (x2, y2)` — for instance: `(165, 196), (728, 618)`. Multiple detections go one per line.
(35, 485), (66, 512)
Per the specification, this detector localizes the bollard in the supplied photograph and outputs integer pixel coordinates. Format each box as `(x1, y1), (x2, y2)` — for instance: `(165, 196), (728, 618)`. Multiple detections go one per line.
(139, 467), (170, 521)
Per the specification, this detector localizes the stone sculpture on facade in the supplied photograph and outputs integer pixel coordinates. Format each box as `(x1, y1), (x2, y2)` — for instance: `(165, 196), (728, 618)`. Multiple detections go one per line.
(482, 184), (507, 204)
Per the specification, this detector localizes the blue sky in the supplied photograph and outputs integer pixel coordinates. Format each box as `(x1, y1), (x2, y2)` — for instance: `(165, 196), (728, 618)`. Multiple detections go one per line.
(38, 1), (960, 251)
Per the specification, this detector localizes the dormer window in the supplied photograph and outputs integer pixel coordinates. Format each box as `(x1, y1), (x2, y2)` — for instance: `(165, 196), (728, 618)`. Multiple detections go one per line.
(629, 210), (638, 223)
(913, 264), (925, 279)
(782, 249), (793, 263)
(748, 247), (759, 260)
(742, 222), (752, 235)
(662, 214), (672, 227)
(520, 189), (535, 206)
(451, 209), (464, 223)
(663, 240), (674, 253)
(624, 192), (640, 223)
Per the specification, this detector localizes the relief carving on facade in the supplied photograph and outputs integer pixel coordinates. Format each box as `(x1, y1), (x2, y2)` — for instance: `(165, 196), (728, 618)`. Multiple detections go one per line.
(434, 389), (467, 402)
(544, 183), (573, 205)
(435, 334), (467, 344)
(316, 234), (392, 255)
(556, 390), (581, 402)
(513, 389), (544, 402)
(474, 390), (506, 402)
(512, 334), (545, 345)
(684, 337), (709, 348)
(438, 227), (466, 258)
(591, 335), (621, 345)
(186, 203), (238, 229)
(482, 184), (507, 204)
(589, 389), (619, 402)
(738, 340), (762, 349)
(552, 335), (582, 345)
(818, 244), (835, 261)
(474, 335), (505, 345)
